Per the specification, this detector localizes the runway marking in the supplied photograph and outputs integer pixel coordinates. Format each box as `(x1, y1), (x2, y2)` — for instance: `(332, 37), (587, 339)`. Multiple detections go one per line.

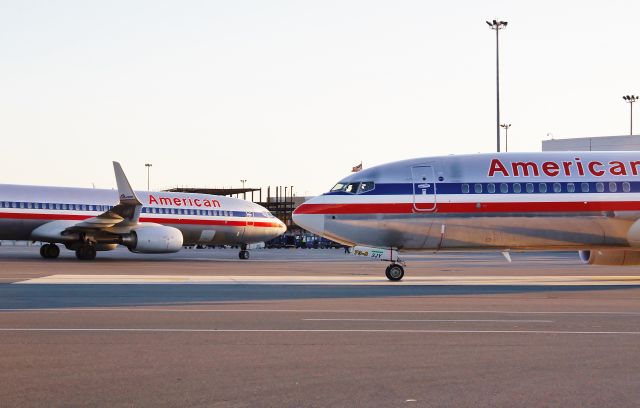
(1, 308), (640, 315)
(0, 327), (639, 335)
(13, 274), (640, 285)
(303, 318), (554, 323)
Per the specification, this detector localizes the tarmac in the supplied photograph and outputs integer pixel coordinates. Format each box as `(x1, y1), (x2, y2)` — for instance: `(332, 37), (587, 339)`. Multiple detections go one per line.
(1, 246), (640, 407)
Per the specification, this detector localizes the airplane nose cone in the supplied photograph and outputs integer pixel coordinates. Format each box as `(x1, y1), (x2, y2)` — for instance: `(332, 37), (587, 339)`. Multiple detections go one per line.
(292, 203), (325, 236)
(278, 220), (287, 235)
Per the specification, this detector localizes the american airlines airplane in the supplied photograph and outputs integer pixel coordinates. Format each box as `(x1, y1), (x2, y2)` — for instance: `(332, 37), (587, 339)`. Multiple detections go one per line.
(0, 162), (286, 260)
(293, 152), (640, 281)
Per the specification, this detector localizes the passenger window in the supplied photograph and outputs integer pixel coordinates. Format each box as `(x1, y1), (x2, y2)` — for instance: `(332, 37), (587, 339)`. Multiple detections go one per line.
(539, 183), (547, 193)
(461, 184), (470, 194)
(526, 183), (534, 193)
(358, 182), (375, 194)
(553, 183), (562, 193)
(623, 182), (631, 193)
(596, 182), (604, 193)
(513, 183), (522, 193)
(609, 182), (617, 193)
(487, 183), (496, 193)
(567, 183), (575, 193)
(581, 183), (590, 193)
(344, 182), (360, 194)
(500, 183), (508, 193)
(474, 184), (483, 193)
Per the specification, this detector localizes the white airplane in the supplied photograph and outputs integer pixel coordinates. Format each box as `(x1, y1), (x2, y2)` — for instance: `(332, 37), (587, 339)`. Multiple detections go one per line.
(0, 162), (286, 260)
(293, 152), (640, 281)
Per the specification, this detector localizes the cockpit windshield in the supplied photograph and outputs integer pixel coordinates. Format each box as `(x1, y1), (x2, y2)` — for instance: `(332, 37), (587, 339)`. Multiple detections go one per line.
(329, 181), (375, 194)
(344, 182), (360, 194)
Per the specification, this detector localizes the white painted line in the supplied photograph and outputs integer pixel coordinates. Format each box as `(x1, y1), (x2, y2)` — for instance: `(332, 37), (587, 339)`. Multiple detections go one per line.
(0, 308), (639, 315)
(303, 318), (554, 323)
(0, 328), (639, 335)
(13, 274), (640, 285)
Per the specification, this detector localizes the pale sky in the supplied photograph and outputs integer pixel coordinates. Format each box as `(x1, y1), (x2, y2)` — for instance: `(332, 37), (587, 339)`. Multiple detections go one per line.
(1, 0), (638, 196)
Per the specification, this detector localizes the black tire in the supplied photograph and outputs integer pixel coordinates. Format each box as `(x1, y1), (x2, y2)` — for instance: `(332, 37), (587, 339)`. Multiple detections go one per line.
(76, 245), (97, 261)
(47, 244), (60, 259)
(40, 244), (60, 259)
(385, 264), (404, 281)
(238, 250), (250, 260)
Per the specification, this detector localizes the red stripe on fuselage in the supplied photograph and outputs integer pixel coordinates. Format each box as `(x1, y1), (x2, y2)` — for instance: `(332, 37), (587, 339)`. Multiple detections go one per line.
(0, 212), (282, 228)
(293, 201), (640, 214)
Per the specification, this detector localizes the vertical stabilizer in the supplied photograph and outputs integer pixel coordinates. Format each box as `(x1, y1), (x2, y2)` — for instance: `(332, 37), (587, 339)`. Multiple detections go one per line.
(113, 161), (142, 206)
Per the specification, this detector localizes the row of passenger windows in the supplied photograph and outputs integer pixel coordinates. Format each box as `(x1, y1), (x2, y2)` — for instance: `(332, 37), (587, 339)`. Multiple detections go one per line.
(0, 201), (272, 218)
(142, 207), (237, 217)
(461, 181), (631, 194)
(331, 181), (375, 194)
(0, 202), (113, 211)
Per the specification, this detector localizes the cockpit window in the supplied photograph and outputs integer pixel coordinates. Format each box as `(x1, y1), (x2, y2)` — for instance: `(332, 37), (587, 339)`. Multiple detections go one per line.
(358, 181), (375, 193)
(330, 181), (375, 194)
(344, 182), (360, 194)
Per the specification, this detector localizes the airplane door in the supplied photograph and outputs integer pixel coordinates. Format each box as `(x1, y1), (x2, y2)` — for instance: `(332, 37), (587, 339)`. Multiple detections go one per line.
(411, 165), (437, 211)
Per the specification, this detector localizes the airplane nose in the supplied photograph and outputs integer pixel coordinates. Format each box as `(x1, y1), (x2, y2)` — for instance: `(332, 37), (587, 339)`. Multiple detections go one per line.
(292, 205), (325, 236)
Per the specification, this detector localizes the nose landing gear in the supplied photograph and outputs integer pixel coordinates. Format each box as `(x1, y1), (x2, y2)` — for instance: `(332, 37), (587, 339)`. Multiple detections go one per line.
(385, 263), (405, 281)
(239, 244), (250, 260)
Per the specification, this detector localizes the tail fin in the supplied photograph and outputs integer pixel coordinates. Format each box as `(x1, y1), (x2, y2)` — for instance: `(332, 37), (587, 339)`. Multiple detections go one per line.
(113, 161), (142, 206)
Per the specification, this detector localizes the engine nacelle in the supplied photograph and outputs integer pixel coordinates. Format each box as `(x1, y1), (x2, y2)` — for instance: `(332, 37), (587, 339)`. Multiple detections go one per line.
(122, 225), (183, 254)
(579, 249), (640, 266)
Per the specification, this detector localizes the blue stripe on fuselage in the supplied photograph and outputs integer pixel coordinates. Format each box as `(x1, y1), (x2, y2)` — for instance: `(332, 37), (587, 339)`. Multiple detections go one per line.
(324, 181), (637, 196)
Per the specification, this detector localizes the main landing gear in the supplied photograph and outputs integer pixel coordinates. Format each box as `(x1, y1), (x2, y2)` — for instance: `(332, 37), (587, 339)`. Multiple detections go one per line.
(385, 263), (405, 281)
(239, 244), (250, 260)
(75, 244), (97, 261)
(40, 243), (60, 259)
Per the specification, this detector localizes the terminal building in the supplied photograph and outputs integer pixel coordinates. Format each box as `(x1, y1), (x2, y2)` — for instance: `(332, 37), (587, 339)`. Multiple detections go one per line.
(542, 135), (640, 151)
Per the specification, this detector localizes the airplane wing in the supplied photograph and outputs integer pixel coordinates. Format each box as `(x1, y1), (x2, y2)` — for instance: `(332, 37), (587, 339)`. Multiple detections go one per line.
(30, 161), (145, 242)
(66, 162), (143, 231)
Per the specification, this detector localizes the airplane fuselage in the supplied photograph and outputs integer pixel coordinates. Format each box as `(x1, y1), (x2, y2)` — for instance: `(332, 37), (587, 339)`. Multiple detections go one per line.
(0, 184), (286, 246)
(293, 152), (640, 252)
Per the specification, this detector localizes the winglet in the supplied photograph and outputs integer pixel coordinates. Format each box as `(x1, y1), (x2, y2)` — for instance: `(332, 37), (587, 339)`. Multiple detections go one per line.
(113, 161), (142, 206)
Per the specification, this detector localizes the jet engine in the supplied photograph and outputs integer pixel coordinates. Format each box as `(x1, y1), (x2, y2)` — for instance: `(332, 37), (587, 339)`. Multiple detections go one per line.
(121, 225), (183, 254)
(578, 249), (640, 266)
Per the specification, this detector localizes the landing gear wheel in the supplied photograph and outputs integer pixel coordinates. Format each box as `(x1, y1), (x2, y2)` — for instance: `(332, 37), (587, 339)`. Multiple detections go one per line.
(239, 250), (250, 260)
(385, 264), (404, 281)
(40, 244), (60, 259)
(76, 245), (97, 261)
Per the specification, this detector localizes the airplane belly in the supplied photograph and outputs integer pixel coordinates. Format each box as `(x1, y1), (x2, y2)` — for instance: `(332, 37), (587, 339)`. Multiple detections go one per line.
(322, 212), (631, 251)
(0, 219), (47, 240)
(325, 214), (435, 249)
(429, 214), (628, 250)
(170, 224), (244, 246)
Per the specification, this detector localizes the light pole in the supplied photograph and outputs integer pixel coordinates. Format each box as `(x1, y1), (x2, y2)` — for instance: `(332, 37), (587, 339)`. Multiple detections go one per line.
(500, 123), (511, 152)
(623, 95), (639, 135)
(486, 19), (508, 152)
(240, 179), (247, 199)
(145, 163), (152, 191)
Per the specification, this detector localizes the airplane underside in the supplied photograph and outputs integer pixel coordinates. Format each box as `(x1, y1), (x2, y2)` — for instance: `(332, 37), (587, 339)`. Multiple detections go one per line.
(322, 212), (634, 251)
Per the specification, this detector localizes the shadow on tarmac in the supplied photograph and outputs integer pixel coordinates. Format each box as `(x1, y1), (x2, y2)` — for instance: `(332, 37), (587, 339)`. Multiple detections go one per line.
(0, 284), (639, 309)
